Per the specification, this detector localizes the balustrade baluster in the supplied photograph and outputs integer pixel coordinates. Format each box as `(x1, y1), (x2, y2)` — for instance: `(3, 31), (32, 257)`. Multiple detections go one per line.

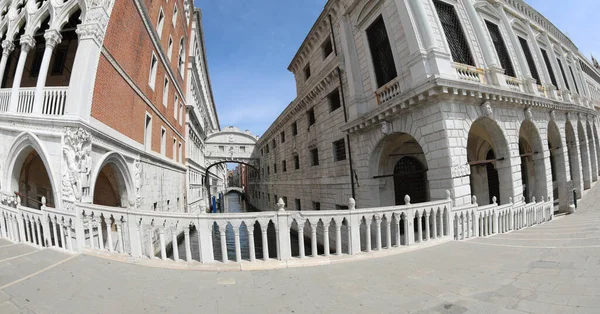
(219, 226), (228, 263)
(116, 222), (124, 253)
(65, 223), (73, 252)
(335, 223), (342, 255)
(403, 216), (409, 245)
(183, 227), (191, 262)
(394, 215), (401, 246)
(298, 224), (305, 258)
(248, 227), (256, 262)
(385, 218), (391, 248)
(106, 219), (114, 252)
(27, 217), (34, 244)
(424, 212), (430, 241)
(416, 212), (422, 243)
(157, 228), (165, 260)
(96, 218), (104, 250)
(432, 212), (438, 239)
(88, 217), (94, 249)
(261, 224), (269, 261)
(171, 228), (179, 261)
(233, 226), (241, 263)
(374, 216), (382, 250)
(323, 222), (330, 256)
(365, 219), (372, 252)
(52, 217), (58, 246)
(58, 221), (65, 250)
(35, 219), (42, 247)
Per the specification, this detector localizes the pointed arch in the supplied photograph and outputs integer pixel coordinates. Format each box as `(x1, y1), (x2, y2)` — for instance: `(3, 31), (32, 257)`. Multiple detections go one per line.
(89, 152), (134, 207)
(4, 131), (59, 207)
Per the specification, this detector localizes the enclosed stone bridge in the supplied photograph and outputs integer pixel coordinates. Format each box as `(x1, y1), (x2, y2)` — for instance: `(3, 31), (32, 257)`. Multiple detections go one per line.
(225, 187), (245, 194)
(205, 126), (259, 170)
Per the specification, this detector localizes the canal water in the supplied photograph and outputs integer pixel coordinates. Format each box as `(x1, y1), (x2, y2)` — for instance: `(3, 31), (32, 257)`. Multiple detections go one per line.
(170, 193), (314, 261)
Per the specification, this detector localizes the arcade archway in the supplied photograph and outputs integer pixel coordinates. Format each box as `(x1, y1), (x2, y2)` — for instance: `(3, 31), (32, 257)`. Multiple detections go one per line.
(518, 120), (547, 203)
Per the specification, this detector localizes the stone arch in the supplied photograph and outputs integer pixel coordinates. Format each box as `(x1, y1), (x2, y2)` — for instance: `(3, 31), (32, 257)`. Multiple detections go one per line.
(547, 120), (569, 212)
(565, 119), (582, 197)
(585, 120), (598, 182)
(518, 119), (548, 202)
(89, 152), (134, 208)
(369, 132), (430, 206)
(577, 120), (591, 190)
(4, 132), (59, 208)
(467, 117), (514, 205)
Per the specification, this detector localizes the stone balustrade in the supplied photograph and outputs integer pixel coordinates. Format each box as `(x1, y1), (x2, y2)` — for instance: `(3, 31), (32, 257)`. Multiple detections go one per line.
(0, 191), (556, 268)
(375, 77), (402, 105)
(452, 62), (485, 84)
(452, 195), (553, 241)
(0, 86), (68, 116)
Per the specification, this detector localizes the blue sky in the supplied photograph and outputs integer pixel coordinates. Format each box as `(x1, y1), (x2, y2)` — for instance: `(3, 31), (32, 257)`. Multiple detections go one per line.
(195, 0), (600, 137)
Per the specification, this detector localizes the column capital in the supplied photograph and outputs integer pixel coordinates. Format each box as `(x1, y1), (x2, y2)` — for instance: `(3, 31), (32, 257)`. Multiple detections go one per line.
(1, 40), (14, 54)
(19, 35), (35, 53)
(44, 30), (63, 49)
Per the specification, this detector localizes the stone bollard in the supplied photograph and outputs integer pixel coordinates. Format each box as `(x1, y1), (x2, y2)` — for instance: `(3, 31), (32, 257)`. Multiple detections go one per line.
(404, 195), (411, 205)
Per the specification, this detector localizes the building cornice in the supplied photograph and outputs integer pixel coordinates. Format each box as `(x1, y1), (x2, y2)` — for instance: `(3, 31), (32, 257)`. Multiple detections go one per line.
(342, 78), (598, 134)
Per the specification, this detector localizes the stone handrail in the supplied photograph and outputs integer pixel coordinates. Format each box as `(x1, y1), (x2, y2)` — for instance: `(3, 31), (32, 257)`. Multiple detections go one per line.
(452, 62), (485, 83)
(0, 192), (555, 269)
(375, 76), (402, 105)
(0, 89), (10, 112)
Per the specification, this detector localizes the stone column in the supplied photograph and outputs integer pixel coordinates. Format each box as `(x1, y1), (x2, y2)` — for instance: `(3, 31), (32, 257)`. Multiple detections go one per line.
(8, 35), (35, 112)
(0, 40), (15, 88)
(183, 226), (191, 262)
(171, 228), (179, 261)
(66, 8), (109, 119)
(33, 30), (62, 114)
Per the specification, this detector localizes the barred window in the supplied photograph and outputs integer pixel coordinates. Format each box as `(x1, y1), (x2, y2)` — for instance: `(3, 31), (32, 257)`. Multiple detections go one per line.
(307, 108), (316, 127)
(333, 139), (346, 161)
(541, 49), (557, 87)
(518, 37), (540, 84)
(485, 21), (515, 78)
(282, 160), (287, 172)
(272, 139), (277, 149)
(366, 16), (397, 88)
(265, 144), (270, 154)
(328, 89), (341, 112)
(569, 66), (580, 94)
(273, 163), (277, 173)
(433, 0), (475, 66)
(304, 64), (311, 80)
(313, 202), (321, 211)
(294, 155), (300, 169)
(556, 58), (570, 91)
(292, 122), (298, 136)
(295, 199), (301, 211)
(280, 131), (285, 143)
(310, 148), (319, 166)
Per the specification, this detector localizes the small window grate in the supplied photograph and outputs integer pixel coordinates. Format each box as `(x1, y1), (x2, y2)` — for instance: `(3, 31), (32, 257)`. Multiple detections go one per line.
(433, 0), (475, 67)
(333, 139), (346, 161)
(294, 155), (300, 169)
(307, 108), (316, 127)
(556, 58), (569, 91)
(366, 16), (397, 88)
(328, 89), (341, 112)
(541, 49), (557, 87)
(518, 37), (540, 84)
(310, 148), (319, 166)
(485, 21), (515, 77)
(292, 122), (298, 136)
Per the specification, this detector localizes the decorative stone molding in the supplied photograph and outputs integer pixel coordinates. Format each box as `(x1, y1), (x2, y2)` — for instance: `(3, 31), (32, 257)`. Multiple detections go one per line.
(525, 107), (533, 120)
(19, 35), (35, 53)
(62, 127), (92, 202)
(1, 40), (15, 55)
(44, 29), (62, 49)
(481, 101), (493, 117)
(451, 164), (471, 178)
(380, 121), (392, 135)
(76, 7), (110, 45)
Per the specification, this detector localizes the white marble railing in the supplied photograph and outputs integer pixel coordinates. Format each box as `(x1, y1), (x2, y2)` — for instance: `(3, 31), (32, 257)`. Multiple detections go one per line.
(0, 191), (555, 268)
(505, 76), (522, 92)
(376, 77), (402, 105)
(452, 62), (485, 83)
(16, 88), (35, 114)
(452, 196), (553, 241)
(0, 89), (10, 112)
(42, 87), (68, 115)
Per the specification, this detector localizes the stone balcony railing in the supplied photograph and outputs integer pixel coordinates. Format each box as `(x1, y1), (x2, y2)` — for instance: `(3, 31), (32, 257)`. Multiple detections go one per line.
(452, 62), (485, 84)
(376, 76), (402, 106)
(0, 190), (555, 269)
(0, 86), (68, 116)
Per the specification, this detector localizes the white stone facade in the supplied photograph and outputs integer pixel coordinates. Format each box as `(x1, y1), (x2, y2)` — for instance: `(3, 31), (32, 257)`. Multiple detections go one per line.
(247, 0), (600, 213)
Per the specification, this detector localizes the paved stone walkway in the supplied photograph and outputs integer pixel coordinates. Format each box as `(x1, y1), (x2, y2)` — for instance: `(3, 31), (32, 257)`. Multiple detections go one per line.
(2, 186), (600, 313)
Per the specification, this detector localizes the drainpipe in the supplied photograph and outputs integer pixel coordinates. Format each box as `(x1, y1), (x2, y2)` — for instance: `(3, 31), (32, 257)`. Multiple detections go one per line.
(328, 14), (356, 201)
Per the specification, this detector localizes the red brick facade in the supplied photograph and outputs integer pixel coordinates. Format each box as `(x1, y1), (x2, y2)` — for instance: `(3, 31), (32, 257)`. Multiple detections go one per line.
(91, 0), (191, 162)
